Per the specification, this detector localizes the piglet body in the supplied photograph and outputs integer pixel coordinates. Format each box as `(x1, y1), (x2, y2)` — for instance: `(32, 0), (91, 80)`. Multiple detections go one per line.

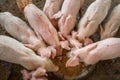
(0, 35), (58, 71)
(23, 4), (60, 47)
(77, 0), (111, 42)
(43, 0), (64, 27)
(0, 12), (54, 58)
(16, 0), (62, 56)
(0, 12), (45, 49)
(66, 38), (120, 67)
(100, 4), (120, 40)
(54, 0), (84, 39)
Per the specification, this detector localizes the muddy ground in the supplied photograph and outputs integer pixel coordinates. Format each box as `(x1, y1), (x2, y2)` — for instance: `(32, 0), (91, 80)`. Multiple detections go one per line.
(0, 0), (120, 80)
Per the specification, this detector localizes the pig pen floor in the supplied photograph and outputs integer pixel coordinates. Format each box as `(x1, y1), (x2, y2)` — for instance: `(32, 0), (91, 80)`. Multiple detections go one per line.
(0, 0), (120, 80)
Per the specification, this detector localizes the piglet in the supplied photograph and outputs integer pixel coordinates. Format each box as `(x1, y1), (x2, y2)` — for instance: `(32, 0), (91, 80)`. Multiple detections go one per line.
(0, 35), (58, 71)
(66, 38), (120, 67)
(53, 0), (84, 39)
(0, 12), (55, 58)
(43, 0), (64, 28)
(77, 0), (111, 44)
(100, 4), (120, 40)
(21, 68), (48, 80)
(16, 0), (62, 56)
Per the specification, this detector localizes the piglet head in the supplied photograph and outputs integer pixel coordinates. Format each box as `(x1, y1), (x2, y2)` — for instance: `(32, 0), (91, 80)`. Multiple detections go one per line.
(66, 48), (81, 67)
(100, 25), (119, 40)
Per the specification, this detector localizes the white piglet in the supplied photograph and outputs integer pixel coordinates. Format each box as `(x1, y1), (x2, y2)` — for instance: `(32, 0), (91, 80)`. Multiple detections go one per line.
(66, 38), (120, 67)
(77, 0), (111, 44)
(0, 12), (55, 58)
(0, 35), (58, 71)
(100, 4), (120, 40)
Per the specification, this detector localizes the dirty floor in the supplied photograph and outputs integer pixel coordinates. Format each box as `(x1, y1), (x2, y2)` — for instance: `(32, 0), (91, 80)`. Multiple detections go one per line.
(0, 0), (120, 80)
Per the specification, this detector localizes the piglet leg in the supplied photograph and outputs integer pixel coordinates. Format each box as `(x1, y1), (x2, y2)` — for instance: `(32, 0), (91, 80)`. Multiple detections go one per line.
(37, 46), (56, 59)
(21, 67), (48, 80)
(60, 40), (71, 50)
(67, 31), (83, 48)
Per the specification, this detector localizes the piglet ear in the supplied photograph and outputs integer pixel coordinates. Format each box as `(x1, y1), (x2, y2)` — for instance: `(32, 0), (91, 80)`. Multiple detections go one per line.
(24, 44), (35, 50)
(86, 43), (97, 52)
(60, 40), (71, 50)
(100, 25), (105, 37)
(52, 11), (62, 20)
(110, 27), (119, 37)
(84, 37), (93, 46)
(66, 56), (80, 67)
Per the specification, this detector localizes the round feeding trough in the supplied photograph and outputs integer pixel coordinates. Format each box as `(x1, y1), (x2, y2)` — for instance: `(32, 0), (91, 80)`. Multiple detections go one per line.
(51, 51), (95, 80)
